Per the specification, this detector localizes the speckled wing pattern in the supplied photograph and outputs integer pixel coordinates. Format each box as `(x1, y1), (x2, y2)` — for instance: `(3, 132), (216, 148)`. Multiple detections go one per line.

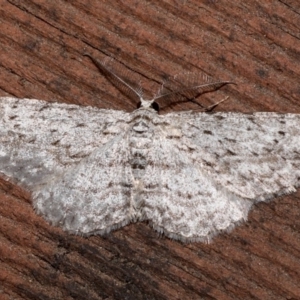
(1, 97), (300, 242)
(0, 97), (138, 234)
(140, 111), (300, 241)
(0, 98), (129, 188)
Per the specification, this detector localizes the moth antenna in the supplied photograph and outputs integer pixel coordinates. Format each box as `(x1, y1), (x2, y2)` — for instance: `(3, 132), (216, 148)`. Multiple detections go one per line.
(153, 81), (234, 105)
(84, 54), (143, 103)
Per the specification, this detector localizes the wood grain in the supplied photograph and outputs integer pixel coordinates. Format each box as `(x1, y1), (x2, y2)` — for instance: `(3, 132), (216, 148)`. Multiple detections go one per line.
(0, 1), (300, 299)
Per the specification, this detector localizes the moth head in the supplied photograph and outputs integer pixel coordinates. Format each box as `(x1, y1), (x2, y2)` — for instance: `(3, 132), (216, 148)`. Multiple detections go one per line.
(137, 99), (159, 112)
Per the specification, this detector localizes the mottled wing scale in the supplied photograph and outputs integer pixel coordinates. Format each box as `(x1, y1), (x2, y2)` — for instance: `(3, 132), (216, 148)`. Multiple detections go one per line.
(173, 112), (300, 200)
(139, 126), (252, 242)
(129, 112), (299, 242)
(1, 61), (300, 242)
(33, 131), (135, 235)
(0, 97), (130, 186)
(0, 97), (140, 233)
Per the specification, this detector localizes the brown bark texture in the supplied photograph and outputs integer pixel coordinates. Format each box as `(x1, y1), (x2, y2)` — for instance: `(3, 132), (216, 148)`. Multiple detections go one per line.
(0, 1), (300, 299)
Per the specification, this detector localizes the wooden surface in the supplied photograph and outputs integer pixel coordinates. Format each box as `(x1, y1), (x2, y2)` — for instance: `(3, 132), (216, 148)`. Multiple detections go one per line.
(0, 1), (300, 299)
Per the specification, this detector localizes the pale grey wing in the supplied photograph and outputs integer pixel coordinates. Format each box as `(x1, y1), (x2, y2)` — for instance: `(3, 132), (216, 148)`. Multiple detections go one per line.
(0, 97), (129, 189)
(139, 112), (300, 242)
(167, 111), (300, 201)
(33, 131), (135, 235)
(139, 134), (251, 242)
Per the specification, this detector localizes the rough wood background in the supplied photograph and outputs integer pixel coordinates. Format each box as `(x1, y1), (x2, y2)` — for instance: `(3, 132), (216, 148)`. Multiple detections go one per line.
(0, 1), (300, 299)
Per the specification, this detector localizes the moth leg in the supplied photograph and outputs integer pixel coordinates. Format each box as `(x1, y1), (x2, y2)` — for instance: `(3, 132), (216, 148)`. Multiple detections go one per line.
(193, 96), (230, 112)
